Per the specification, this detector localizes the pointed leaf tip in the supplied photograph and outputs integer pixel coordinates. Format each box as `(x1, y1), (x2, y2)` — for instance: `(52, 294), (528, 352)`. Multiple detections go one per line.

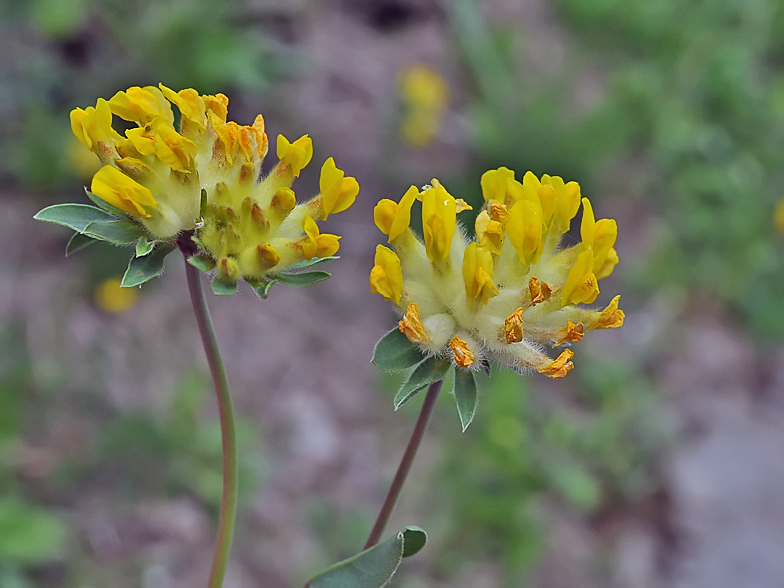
(394, 357), (450, 409)
(308, 525), (426, 588)
(454, 368), (478, 431)
(121, 243), (176, 287)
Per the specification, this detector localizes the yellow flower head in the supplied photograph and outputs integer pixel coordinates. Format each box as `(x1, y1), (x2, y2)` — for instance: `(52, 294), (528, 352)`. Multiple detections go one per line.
(370, 169), (623, 379)
(66, 86), (357, 291)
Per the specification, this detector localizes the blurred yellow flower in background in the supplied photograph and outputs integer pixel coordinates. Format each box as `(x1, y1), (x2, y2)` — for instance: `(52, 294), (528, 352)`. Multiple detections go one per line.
(398, 64), (449, 148)
(94, 278), (138, 313)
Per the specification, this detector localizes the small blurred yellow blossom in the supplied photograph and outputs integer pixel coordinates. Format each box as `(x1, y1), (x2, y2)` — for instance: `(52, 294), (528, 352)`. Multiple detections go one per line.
(95, 278), (138, 313)
(71, 85), (358, 286)
(775, 198), (784, 235)
(398, 65), (449, 148)
(370, 169), (624, 379)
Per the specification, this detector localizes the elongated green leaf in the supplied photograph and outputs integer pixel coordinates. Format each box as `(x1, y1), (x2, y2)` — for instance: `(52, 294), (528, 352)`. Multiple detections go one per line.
(85, 188), (132, 218)
(287, 255), (339, 270)
(247, 278), (276, 299)
(372, 328), (427, 371)
(211, 279), (237, 296)
(121, 243), (176, 287)
(309, 526), (427, 588)
(453, 369), (478, 431)
(82, 220), (145, 244)
(273, 270), (330, 287)
(136, 236), (155, 257)
(394, 357), (450, 410)
(187, 254), (216, 272)
(65, 232), (95, 256)
(34, 203), (117, 232)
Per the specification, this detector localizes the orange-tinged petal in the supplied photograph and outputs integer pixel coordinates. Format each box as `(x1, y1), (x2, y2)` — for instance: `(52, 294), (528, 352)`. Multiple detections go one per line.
(449, 336), (475, 368)
(399, 301), (428, 343)
(537, 349), (574, 379)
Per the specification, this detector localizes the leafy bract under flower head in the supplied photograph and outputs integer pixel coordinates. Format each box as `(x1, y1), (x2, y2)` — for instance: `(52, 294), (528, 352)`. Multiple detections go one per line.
(42, 84), (359, 295)
(370, 170), (624, 384)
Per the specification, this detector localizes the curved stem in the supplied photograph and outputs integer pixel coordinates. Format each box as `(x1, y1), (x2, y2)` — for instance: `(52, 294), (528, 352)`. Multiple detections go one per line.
(184, 256), (238, 588)
(364, 379), (444, 550)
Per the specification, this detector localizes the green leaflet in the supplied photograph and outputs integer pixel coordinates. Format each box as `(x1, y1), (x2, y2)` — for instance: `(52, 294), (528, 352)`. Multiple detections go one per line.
(81, 220), (146, 244)
(394, 357), (450, 410)
(121, 243), (176, 287)
(34, 203), (117, 232)
(187, 255), (216, 273)
(308, 526), (427, 588)
(211, 279), (237, 296)
(372, 328), (427, 371)
(65, 232), (95, 256)
(453, 368), (478, 431)
(273, 270), (331, 287)
(135, 236), (155, 257)
(286, 255), (339, 270)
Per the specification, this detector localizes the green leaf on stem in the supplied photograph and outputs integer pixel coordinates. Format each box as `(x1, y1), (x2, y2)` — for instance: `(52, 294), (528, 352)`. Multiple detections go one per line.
(287, 255), (339, 270)
(34, 203), (117, 232)
(65, 232), (95, 256)
(308, 526), (427, 588)
(188, 254), (216, 272)
(211, 278), (237, 296)
(82, 220), (145, 244)
(453, 368), (478, 431)
(273, 270), (330, 287)
(136, 236), (155, 257)
(85, 188), (133, 218)
(372, 328), (427, 372)
(121, 243), (176, 287)
(394, 358), (450, 410)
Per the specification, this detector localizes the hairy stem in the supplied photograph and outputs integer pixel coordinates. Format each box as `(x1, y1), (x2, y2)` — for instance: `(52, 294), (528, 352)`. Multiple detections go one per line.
(184, 255), (238, 588)
(364, 379), (444, 550)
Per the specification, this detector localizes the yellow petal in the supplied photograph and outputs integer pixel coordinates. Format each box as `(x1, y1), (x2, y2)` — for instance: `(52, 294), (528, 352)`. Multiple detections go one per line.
(389, 186), (418, 242)
(276, 133), (313, 177)
(320, 157), (359, 220)
(480, 167), (515, 202)
(503, 308), (524, 343)
(370, 244), (403, 304)
(589, 295), (625, 330)
(506, 199), (543, 267)
(91, 165), (156, 218)
(475, 210), (504, 255)
(553, 320), (584, 347)
(462, 243), (498, 304)
(561, 249), (600, 306)
(154, 122), (197, 172)
(537, 349), (574, 379)
(422, 183), (456, 262)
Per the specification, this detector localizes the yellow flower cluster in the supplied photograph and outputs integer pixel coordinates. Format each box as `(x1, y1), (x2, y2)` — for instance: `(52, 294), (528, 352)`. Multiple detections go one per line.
(370, 168), (624, 379)
(71, 85), (358, 284)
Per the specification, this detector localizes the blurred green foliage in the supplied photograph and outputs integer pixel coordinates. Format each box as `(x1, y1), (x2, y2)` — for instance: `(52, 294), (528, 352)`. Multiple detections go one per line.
(450, 0), (784, 336)
(0, 0), (289, 191)
(427, 358), (668, 586)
